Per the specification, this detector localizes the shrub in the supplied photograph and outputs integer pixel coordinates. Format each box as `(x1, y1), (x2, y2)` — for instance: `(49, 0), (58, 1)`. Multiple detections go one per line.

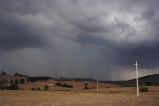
(36, 87), (40, 90)
(20, 79), (25, 84)
(0, 86), (4, 90)
(1, 70), (6, 75)
(15, 79), (19, 85)
(44, 85), (49, 90)
(55, 82), (63, 86)
(63, 83), (73, 88)
(0, 81), (8, 90)
(8, 83), (19, 90)
(31, 88), (35, 91)
(10, 80), (13, 84)
(84, 83), (89, 89)
(140, 86), (148, 92)
(55, 82), (73, 88)
(0, 83), (5, 90)
(145, 82), (152, 86)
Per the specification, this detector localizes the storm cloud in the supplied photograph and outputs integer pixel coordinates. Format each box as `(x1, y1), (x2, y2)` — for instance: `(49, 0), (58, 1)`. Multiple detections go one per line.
(0, 0), (159, 80)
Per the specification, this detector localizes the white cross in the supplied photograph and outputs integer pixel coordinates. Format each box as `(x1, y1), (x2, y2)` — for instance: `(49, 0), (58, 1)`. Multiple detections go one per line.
(134, 61), (139, 97)
(96, 79), (99, 96)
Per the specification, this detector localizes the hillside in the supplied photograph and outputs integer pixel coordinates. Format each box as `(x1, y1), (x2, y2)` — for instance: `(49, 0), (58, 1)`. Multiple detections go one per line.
(103, 74), (159, 86)
(128, 74), (159, 86)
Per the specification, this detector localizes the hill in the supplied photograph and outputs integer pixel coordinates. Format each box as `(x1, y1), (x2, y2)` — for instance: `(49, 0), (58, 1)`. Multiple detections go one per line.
(103, 74), (159, 86)
(28, 76), (53, 82)
(128, 74), (159, 86)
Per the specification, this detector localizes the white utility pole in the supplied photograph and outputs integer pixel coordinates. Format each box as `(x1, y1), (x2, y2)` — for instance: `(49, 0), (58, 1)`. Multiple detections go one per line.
(134, 61), (139, 97)
(96, 79), (99, 96)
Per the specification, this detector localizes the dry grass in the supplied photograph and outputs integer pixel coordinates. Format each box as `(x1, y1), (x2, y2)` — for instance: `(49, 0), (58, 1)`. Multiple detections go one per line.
(19, 81), (120, 91)
(0, 86), (159, 106)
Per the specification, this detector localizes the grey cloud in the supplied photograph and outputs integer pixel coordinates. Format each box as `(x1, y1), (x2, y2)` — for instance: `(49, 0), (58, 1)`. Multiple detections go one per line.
(0, 0), (159, 80)
(0, 3), (46, 50)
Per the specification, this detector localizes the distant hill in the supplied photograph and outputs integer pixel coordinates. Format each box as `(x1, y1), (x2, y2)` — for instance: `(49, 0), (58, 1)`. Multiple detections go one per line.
(102, 74), (159, 86)
(57, 77), (96, 82)
(128, 74), (159, 86)
(28, 76), (53, 82)
(14, 73), (28, 77)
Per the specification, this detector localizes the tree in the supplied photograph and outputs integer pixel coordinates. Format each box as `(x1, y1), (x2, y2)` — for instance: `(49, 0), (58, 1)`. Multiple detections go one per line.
(84, 83), (89, 89)
(55, 82), (63, 86)
(20, 79), (25, 84)
(31, 88), (35, 91)
(10, 80), (13, 84)
(145, 82), (152, 86)
(36, 87), (40, 90)
(55, 82), (73, 88)
(63, 83), (73, 88)
(8, 82), (19, 90)
(1, 70), (6, 75)
(15, 79), (19, 85)
(44, 85), (49, 91)
(140, 86), (148, 92)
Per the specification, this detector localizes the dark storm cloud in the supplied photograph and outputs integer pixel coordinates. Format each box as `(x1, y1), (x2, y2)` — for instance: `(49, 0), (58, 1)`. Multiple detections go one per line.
(116, 43), (159, 69)
(65, 0), (159, 70)
(76, 34), (159, 69)
(1, 0), (159, 80)
(0, 0), (46, 50)
(0, 17), (45, 50)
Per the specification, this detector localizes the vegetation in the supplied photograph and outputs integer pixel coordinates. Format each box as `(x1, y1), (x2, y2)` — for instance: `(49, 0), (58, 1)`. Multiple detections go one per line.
(36, 87), (40, 90)
(0, 81), (6, 90)
(31, 88), (35, 91)
(20, 79), (25, 84)
(55, 82), (63, 86)
(10, 80), (13, 84)
(15, 79), (19, 85)
(28, 76), (51, 82)
(44, 85), (49, 90)
(63, 83), (73, 88)
(1, 70), (6, 75)
(84, 83), (89, 89)
(1, 90), (159, 106)
(0, 80), (19, 90)
(8, 82), (19, 90)
(145, 82), (152, 86)
(55, 82), (73, 88)
(140, 86), (149, 92)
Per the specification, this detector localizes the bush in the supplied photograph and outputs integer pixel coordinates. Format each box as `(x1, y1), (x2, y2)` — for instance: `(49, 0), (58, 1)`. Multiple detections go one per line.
(84, 83), (89, 89)
(8, 83), (19, 90)
(15, 79), (19, 85)
(145, 82), (152, 86)
(44, 85), (49, 90)
(1, 70), (6, 75)
(0, 81), (10, 90)
(0, 84), (5, 90)
(10, 80), (13, 84)
(55, 82), (73, 88)
(31, 88), (35, 91)
(140, 86), (148, 92)
(55, 82), (63, 86)
(63, 83), (73, 88)
(36, 87), (40, 90)
(20, 79), (25, 84)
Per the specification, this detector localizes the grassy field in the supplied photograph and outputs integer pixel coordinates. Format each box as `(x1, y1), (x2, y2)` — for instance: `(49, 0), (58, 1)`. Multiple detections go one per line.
(0, 87), (159, 106)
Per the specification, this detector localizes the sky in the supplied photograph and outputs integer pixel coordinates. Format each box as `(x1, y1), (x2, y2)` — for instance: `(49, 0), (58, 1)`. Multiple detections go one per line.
(0, 0), (159, 80)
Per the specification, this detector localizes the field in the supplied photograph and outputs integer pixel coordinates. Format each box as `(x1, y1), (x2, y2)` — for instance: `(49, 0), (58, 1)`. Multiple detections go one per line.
(0, 86), (159, 106)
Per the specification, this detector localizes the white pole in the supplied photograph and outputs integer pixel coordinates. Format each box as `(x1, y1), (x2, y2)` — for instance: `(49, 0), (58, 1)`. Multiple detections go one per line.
(135, 61), (139, 97)
(96, 79), (99, 96)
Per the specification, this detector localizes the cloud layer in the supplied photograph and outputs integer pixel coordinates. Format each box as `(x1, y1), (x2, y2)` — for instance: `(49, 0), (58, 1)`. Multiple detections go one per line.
(0, 0), (159, 80)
